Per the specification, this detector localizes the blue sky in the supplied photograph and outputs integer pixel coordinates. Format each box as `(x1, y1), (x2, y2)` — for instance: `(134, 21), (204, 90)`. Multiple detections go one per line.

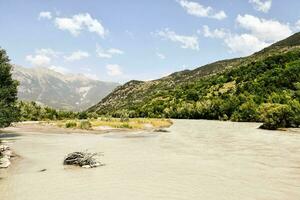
(1, 0), (300, 83)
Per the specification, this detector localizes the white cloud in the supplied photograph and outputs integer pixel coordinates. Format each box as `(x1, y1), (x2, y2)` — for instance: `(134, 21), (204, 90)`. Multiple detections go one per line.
(202, 14), (294, 44)
(200, 15), (294, 56)
(64, 50), (89, 62)
(156, 29), (199, 50)
(156, 53), (166, 60)
(55, 13), (107, 37)
(201, 25), (227, 39)
(213, 11), (227, 20)
(224, 34), (269, 55)
(249, 0), (272, 13)
(107, 48), (124, 55)
(49, 65), (70, 74)
(26, 48), (60, 66)
(96, 52), (111, 58)
(35, 48), (60, 57)
(200, 25), (270, 55)
(26, 54), (51, 67)
(55, 18), (81, 36)
(178, 0), (227, 20)
(96, 45), (124, 58)
(39, 11), (52, 20)
(236, 14), (292, 42)
(106, 64), (122, 76)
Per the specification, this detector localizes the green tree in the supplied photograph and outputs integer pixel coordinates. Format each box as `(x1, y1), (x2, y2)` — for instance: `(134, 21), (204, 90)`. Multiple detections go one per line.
(288, 99), (300, 127)
(0, 48), (19, 128)
(78, 111), (88, 119)
(259, 103), (293, 130)
(231, 99), (259, 122)
(186, 89), (199, 101)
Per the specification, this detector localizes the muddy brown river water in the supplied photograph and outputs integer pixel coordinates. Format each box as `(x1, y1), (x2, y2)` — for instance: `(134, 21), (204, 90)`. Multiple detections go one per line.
(1, 120), (300, 200)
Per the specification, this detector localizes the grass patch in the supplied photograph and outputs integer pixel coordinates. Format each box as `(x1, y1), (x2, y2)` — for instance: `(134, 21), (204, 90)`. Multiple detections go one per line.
(65, 121), (77, 128)
(90, 118), (172, 129)
(79, 120), (92, 130)
(45, 118), (173, 130)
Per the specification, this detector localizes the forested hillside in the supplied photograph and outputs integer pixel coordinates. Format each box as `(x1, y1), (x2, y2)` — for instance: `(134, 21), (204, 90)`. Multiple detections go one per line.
(89, 33), (300, 129)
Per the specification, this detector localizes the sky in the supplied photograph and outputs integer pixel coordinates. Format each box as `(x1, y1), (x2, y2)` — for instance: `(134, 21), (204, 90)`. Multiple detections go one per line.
(0, 0), (300, 83)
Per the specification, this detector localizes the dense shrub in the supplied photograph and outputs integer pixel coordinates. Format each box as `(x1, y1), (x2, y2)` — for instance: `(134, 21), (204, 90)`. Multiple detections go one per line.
(259, 103), (293, 130)
(231, 100), (259, 122)
(87, 112), (98, 119)
(288, 99), (300, 127)
(117, 122), (132, 129)
(79, 120), (92, 129)
(78, 112), (88, 119)
(65, 121), (77, 128)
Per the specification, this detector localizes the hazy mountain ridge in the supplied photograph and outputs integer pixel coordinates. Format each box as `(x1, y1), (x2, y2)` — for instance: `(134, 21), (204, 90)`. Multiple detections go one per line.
(88, 33), (300, 118)
(13, 66), (119, 111)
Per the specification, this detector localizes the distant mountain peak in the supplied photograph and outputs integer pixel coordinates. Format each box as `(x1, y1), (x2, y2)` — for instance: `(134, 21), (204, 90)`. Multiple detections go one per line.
(12, 65), (119, 111)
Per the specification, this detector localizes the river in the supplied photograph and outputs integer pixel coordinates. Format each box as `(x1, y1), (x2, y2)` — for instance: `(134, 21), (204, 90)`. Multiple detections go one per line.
(1, 120), (300, 200)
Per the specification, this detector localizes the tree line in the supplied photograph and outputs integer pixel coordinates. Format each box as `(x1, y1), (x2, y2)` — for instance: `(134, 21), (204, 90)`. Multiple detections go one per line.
(17, 101), (97, 121)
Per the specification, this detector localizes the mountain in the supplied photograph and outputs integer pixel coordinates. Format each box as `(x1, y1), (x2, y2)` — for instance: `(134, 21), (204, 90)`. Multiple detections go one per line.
(13, 66), (119, 111)
(88, 33), (300, 128)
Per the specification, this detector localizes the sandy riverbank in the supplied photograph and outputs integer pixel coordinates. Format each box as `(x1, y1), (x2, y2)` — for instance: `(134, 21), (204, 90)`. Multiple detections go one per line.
(1, 120), (300, 200)
(3, 122), (128, 134)
(3, 119), (172, 135)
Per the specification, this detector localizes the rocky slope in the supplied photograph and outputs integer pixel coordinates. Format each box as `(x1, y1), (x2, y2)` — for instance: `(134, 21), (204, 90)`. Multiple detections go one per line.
(13, 66), (119, 111)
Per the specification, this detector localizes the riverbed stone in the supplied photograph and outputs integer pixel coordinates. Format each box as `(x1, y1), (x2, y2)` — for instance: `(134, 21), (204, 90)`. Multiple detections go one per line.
(0, 157), (11, 168)
(0, 145), (9, 152)
(1, 150), (12, 158)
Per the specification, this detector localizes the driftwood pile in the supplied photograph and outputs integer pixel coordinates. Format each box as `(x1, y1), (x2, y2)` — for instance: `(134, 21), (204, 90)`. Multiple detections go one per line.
(63, 151), (103, 168)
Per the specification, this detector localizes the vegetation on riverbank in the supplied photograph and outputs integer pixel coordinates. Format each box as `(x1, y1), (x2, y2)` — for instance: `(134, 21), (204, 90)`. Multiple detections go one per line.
(18, 101), (83, 121)
(89, 35), (300, 130)
(42, 118), (173, 130)
(16, 100), (173, 130)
